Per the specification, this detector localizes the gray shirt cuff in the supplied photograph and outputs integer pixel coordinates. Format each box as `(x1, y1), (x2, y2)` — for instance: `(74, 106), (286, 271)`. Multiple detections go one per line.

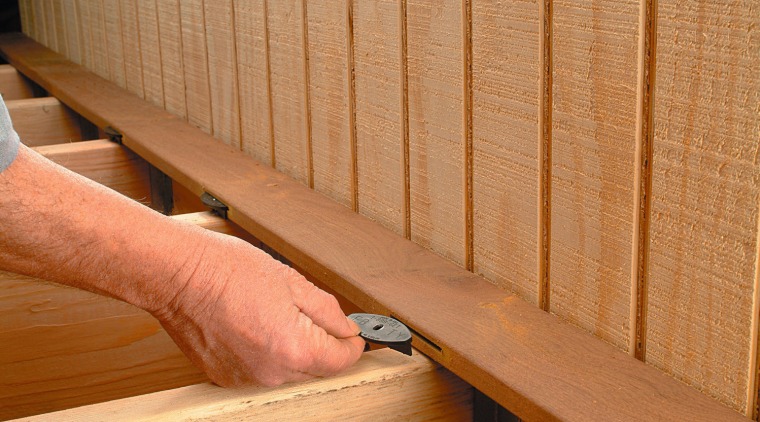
(0, 95), (20, 173)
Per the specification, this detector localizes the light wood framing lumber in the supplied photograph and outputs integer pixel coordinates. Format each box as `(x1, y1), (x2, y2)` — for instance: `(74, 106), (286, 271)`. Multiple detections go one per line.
(7, 97), (82, 146)
(0, 64), (35, 100)
(0, 213), (250, 420)
(32, 139), (152, 204)
(20, 349), (473, 422)
(0, 34), (746, 421)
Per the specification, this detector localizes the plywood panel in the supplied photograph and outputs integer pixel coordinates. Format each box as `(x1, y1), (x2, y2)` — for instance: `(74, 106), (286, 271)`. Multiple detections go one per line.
(549, 0), (639, 350)
(119, 0), (144, 97)
(353, 0), (404, 235)
(103, 0), (126, 88)
(204, 0), (241, 148)
(647, 0), (760, 413)
(234, 0), (272, 164)
(62, 0), (82, 65)
(472, 0), (540, 302)
(307, 2), (352, 207)
(407, 0), (465, 266)
(18, 0), (32, 38)
(156, 0), (186, 119)
(137, 0), (164, 107)
(179, 0), (212, 133)
(267, 0), (310, 184)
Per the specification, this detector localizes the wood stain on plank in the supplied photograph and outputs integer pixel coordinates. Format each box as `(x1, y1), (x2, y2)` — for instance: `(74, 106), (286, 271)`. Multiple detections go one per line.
(306, 2), (353, 207)
(472, 0), (541, 303)
(407, 0), (466, 267)
(235, 0), (274, 165)
(549, 0), (639, 351)
(353, 0), (405, 236)
(647, 0), (760, 412)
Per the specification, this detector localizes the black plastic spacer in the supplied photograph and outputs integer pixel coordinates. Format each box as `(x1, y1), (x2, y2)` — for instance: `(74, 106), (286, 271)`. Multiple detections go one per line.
(200, 192), (229, 219)
(104, 126), (123, 144)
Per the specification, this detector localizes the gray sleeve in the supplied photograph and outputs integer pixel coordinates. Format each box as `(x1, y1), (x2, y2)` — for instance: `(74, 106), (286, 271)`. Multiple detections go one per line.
(0, 95), (20, 173)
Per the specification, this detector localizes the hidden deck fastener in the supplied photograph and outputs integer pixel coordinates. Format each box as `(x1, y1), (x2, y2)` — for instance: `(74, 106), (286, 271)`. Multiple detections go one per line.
(201, 192), (228, 219)
(104, 126), (122, 144)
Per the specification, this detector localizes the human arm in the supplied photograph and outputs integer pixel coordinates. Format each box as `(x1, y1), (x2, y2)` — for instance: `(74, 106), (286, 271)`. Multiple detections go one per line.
(0, 133), (364, 386)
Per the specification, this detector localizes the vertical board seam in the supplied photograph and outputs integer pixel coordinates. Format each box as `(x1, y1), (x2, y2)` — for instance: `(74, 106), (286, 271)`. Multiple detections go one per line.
(263, 0), (276, 167)
(631, 0), (657, 361)
(301, 0), (314, 189)
(200, 0), (213, 135)
(229, 1), (243, 151)
(750, 186), (760, 418)
(153, 0), (166, 108)
(100, 0), (110, 77)
(346, 0), (359, 212)
(132, 0), (146, 99)
(176, 0), (189, 122)
(462, 0), (474, 272)
(115, 0), (127, 84)
(538, 0), (553, 311)
(400, 0), (411, 240)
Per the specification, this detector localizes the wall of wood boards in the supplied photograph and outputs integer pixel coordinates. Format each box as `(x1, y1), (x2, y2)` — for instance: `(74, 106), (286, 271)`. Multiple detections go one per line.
(17, 0), (759, 417)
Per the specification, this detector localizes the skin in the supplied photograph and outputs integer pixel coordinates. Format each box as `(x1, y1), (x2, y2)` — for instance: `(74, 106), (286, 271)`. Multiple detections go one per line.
(0, 144), (365, 387)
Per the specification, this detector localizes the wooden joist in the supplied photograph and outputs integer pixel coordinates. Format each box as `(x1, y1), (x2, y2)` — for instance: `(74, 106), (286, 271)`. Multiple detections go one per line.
(0, 213), (248, 420)
(33, 139), (151, 204)
(0, 64), (35, 100)
(7, 97), (83, 146)
(0, 34), (745, 421)
(22, 349), (472, 422)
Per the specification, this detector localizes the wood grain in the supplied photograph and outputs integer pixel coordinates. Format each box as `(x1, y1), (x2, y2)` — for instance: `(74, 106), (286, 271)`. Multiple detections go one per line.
(352, 0), (405, 235)
(267, 0), (310, 184)
(646, 0), (760, 413)
(33, 139), (152, 203)
(30, 0), (47, 46)
(83, 0), (110, 79)
(549, 0), (639, 351)
(7, 97), (82, 146)
(137, 0), (164, 107)
(62, 0), (82, 65)
(3, 38), (746, 420)
(471, 0), (541, 303)
(103, 0), (127, 88)
(18, 0), (31, 39)
(234, 0), (273, 165)
(43, 0), (59, 53)
(204, 0), (241, 148)
(156, 0), (187, 120)
(179, 0), (212, 133)
(119, 0), (144, 98)
(75, 0), (94, 70)
(0, 65), (35, 100)
(27, 349), (473, 422)
(0, 213), (246, 420)
(407, 0), (466, 266)
(306, 1), (353, 207)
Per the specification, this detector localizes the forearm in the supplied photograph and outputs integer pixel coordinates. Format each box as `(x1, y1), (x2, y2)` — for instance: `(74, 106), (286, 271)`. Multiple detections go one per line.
(0, 144), (214, 314)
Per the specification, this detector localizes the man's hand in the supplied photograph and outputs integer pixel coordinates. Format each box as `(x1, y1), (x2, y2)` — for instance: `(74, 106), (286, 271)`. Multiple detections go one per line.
(0, 145), (364, 388)
(154, 233), (365, 387)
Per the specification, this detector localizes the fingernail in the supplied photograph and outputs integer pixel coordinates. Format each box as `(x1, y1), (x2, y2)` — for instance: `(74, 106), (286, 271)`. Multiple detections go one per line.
(347, 318), (361, 336)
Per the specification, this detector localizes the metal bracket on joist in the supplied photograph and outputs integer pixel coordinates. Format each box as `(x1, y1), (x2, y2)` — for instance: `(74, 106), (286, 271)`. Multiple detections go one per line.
(201, 192), (228, 219)
(104, 126), (122, 144)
